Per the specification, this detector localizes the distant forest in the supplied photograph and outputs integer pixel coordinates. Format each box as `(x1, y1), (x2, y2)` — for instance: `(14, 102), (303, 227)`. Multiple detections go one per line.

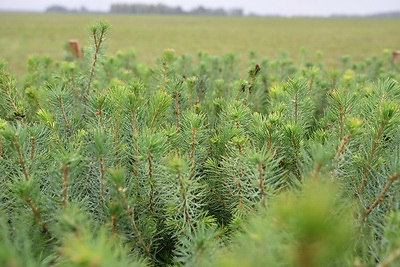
(46, 4), (244, 16)
(45, 3), (400, 17)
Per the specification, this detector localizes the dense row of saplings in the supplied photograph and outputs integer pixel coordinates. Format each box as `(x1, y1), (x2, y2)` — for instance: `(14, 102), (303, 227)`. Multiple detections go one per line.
(0, 22), (400, 266)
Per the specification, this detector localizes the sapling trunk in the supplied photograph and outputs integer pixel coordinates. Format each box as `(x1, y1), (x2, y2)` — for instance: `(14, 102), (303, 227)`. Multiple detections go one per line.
(61, 163), (69, 208)
(30, 136), (35, 160)
(174, 90), (181, 129)
(114, 112), (121, 165)
(13, 134), (29, 181)
(189, 127), (196, 177)
(258, 163), (266, 208)
(111, 215), (118, 235)
(335, 135), (350, 159)
(130, 108), (140, 179)
(3, 80), (20, 115)
(58, 96), (74, 139)
(120, 186), (152, 261)
(22, 196), (49, 234)
(360, 120), (386, 192)
(377, 249), (400, 267)
(177, 170), (193, 231)
(109, 168), (153, 262)
(360, 172), (399, 224)
(99, 154), (106, 202)
(246, 64), (261, 105)
(85, 22), (108, 101)
(294, 91), (299, 124)
(311, 161), (323, 181)
(97, 101), (105, 126)
(147, 153), (155, 213)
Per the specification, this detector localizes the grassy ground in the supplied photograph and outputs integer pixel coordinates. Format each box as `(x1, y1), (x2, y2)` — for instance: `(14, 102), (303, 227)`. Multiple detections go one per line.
(1, 12), (400, 77)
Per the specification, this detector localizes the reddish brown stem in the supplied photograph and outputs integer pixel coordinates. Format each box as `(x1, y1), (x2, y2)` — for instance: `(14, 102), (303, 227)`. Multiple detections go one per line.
(30, 136), (35, 160)
(13, 134), (29, 181)
(150, 103), (164, 129)
(97, 102), (104, 126)
(360, 122), (386, 192)
(293, 92), (299, 124)
(178, 172), (192, 231)
(360, 172), (399, 224)
(338, 104), (344, 138)
(258, 163), (266, 208)
(3, 82), (19, 114)
(99, 154), (106, 202)
(190, 127), (197, 178)
(335, 135), (350, 159)
(22, 196), (49, 233)
(114, 113), (120, 165)
(147, 154), (155, 213)
(377, 248), (400, 267)
(311, 162), (323, 181)
(61, 164), (70, 208)
(111, 215), (118, 235)
(174, 90), (181, 129)
(131, 108), (140, 178)
(162, 62), (168, 90)
(58, 97), (74, 139)
(86, 27), (106, 101)
(118, 187), (152, 261)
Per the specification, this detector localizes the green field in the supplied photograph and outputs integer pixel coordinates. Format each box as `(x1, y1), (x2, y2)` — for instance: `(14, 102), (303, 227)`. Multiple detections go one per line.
(1, 12), (400, 78)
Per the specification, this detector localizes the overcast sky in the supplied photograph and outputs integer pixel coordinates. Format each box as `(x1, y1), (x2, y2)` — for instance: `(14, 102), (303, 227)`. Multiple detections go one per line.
(1, 0), (399, 16)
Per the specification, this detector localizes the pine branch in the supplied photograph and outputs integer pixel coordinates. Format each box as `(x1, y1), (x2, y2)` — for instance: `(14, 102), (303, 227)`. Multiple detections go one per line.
(150, 100), (167, 129)
(29, 136), (35, 160)
(162, 62), (169, 90)
(111, 215), (118, 235)
(119, 186), (152, 261)
(246, 64), (261, 105)
(21, 196), (49, 234)
(360, 119), (388, 192)
(189, 127), (196, 178)
(99, 154), (106, 202)
(61, 163), (69, 208)
(311, 161), (323, 181)
(174, 89), (181, 129)
(97, 99), (105, 126)
(377, 248), (400, 267)
(147, 153), (155, 213)
(113, 112), (121, 165)
(339, 102), (345, 138)
(293, 90), (299, 124)
(85, 22), (109, 102)
(13, 134), (29, 181)
(2, 79), (19, 114)
(58, 96), (74, 139)
(178, 170), (193, 231)
(258, 163), (266, 208)
(360, 172), (399, 224)
(334, 135), (350, 159)
(130, 108), (140, 179)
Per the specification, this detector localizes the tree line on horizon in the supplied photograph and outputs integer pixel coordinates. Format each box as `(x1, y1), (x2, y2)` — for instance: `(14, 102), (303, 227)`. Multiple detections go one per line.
(45, 3), (400, 17)
(45, 3), (244, 16)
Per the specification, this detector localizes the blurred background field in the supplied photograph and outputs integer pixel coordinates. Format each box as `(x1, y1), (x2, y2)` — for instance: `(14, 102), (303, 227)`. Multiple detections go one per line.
(1, 12), (399, 78)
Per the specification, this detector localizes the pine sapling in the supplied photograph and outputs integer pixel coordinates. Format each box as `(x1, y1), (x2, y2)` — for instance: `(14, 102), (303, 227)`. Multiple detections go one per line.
(85, 21), (109, 102)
